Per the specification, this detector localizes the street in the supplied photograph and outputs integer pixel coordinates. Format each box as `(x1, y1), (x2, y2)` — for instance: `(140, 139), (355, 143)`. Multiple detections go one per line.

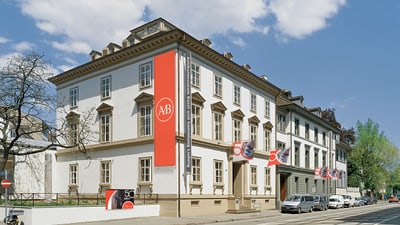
(214, 203), (400, 225)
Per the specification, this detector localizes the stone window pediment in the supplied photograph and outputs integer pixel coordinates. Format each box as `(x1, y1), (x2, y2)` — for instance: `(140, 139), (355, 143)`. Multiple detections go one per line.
(134, 92), (154, 104)
(96, 103), (114, 113)
(211, 101), (227, 113)
(66, 111), (80, 120)
(192, 92), (206, 105)
(231, 109), (244, 119)
(248, 115), (260, 125)
(263, 121), (273, 130)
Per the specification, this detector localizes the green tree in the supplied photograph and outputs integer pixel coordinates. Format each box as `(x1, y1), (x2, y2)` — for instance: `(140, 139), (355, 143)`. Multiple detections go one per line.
(347, 119), (396, 195)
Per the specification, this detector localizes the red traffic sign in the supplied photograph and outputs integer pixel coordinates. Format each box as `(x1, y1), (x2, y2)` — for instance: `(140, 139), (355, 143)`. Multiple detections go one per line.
(1, 179), (11, 188)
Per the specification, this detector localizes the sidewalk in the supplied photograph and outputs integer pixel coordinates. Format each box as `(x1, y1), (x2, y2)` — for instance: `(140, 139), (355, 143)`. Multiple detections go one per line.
(62, 209), (282, 225)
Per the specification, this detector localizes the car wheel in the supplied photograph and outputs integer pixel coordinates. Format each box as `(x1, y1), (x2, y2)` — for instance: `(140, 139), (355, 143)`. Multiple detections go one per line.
(298, 208), (302, 214)
(309, 207), (313, 213)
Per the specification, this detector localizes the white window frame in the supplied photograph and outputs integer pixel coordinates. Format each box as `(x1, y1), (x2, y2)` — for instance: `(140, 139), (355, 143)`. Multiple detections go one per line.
(214, 160), (223, 184)
(100, 113), (111, 143)
(213, 74), (222, 98)
(69, 87), (78, 108)
(250, 93), (257, 112)
(139, 105), (153, 136)
(264, 129), (271, 152)
(250, 165), (257, 186)
(233, 118), (242, 142)
(191, 157), (201, 183)
(69, 164), (78, 185)
(250, 124), (257, 147)
(265, 167), (271, 187)
(139, 62), (152, 89)
(265, 100), (271, 118)
(100, 160), (111, 184)
(139, 157), (152, 182)
(233, 85), (241, 105)
(192, 103), (201, 136)
(213, 111), (223, 141)
(100, 76), (111, 99)
(191, 63), (200, 88)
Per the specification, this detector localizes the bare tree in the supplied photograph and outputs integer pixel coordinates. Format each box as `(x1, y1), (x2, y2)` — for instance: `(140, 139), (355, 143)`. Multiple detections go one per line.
(0, 52), (94, 171)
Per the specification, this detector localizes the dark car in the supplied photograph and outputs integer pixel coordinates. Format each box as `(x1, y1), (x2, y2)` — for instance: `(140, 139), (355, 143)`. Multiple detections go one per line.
(362, 196), (373, 205)
(313, 194), (329, 211)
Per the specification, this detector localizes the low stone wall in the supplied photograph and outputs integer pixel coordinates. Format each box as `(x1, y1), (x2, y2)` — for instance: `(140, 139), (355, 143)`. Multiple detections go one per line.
(0, 205), (160, 225)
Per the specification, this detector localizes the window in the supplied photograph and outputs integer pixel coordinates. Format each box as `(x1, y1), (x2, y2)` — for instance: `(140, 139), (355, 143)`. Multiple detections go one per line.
(305, 123), (310, 140)
(233, 85), (241, 105)
(139, 62), (152, 88)
(250, 166), (257, 185)
(314, 148), (319, 168)
(278, 141), (286, 150)
(192, 104), (201, 136)
(314, 127), (319, 143)
(264, 129), (271, 152)
(139, 157), (152, 182)
(69, 164), (78, 185)
(294, 145), (300, 166)
(233, 119), (242, 142)
(322, 151), (327, 167)
(191, 63), (200, 88)
(265, 100), (271, 118)
(100, 113), (111, 142)
(305, 145), (310, 168)
(100, 161), (111, 184)
(69, 87), (78, 108)
(214, 160), (223, 184)
(100, 76), (111, 99)
(295, 177), (299, 193)
(294, 118), (300, 135)
(68, 121), (78, 145)
(277, 114), (286, 132)
(139, 105), (152, 136)
(192, 157), (201, 182)
(250, 93), (257, 112)
(265, 167), (271, 187)
(213, 112), (223, 141)
(213, 74), (222, 97)
(250, 124), (257, 147)
(322, 132), (326, 146)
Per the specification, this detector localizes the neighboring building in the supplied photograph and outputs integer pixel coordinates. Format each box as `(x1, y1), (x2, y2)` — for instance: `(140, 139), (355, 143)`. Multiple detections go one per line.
(275, 90), (341, 207)
(49, 18), (282, 217)
(0, 109), (54, 194)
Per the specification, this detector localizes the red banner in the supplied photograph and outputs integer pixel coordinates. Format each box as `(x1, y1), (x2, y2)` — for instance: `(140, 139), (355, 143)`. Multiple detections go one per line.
(105, 189), (135, 210)
(154, 50), (176, 166)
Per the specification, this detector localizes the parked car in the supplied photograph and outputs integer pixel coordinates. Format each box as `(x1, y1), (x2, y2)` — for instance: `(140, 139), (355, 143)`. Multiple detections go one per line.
(388, 196), (399, 203)
(328, 195), (344, 209)
(313, 194), (329, 211)
(362, 196), (373, 205)
(342, 194), (355, 207)
(281, 194), (315, 213)
(354, 197), (364, 206)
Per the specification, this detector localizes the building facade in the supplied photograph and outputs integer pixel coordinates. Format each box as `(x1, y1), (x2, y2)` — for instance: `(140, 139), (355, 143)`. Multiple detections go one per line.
(49, 18), (283, 216)
(275, 91), (341, 207)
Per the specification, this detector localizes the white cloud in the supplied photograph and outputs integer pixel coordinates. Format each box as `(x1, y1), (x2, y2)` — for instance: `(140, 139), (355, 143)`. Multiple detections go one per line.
(17, 0), (346, 55)
(268, 0), (346, 40)
(13, 41), (35, 51)
(329, 96), (355, 109)
(0, 37), (10, 44)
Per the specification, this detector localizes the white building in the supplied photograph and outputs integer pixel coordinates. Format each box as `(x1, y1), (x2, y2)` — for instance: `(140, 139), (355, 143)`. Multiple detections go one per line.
(49, 18), (282, 216)
(275, 91), (341, 206)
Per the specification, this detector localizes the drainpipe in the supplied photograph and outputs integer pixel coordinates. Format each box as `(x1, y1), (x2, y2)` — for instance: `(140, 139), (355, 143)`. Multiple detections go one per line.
(177, 37), (182, 218)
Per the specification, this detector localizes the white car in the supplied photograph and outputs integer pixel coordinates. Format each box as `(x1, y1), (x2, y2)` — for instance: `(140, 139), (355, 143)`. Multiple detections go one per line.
(342, 195), (355, 207)
(329, 195), (344, 209)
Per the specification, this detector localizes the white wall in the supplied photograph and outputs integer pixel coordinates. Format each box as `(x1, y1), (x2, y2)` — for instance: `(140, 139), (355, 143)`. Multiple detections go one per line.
(0, 205), (159, 225)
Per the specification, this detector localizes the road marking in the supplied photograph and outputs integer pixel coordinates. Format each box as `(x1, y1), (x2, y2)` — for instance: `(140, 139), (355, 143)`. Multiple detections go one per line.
(374, 214), (400, 225)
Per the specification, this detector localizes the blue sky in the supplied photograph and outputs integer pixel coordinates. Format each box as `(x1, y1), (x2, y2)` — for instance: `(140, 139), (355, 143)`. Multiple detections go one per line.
(0, 0), (399, 148)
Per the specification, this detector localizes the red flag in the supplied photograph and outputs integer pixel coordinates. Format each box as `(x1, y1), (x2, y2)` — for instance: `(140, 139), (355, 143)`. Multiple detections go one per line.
(267, 148), (290, 167)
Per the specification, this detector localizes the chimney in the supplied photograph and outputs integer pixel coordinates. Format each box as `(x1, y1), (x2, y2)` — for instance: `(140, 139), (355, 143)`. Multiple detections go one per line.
(223, 52), (233, 60)
(201, 39), (212, 47)
(243, 64), (251, 71)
